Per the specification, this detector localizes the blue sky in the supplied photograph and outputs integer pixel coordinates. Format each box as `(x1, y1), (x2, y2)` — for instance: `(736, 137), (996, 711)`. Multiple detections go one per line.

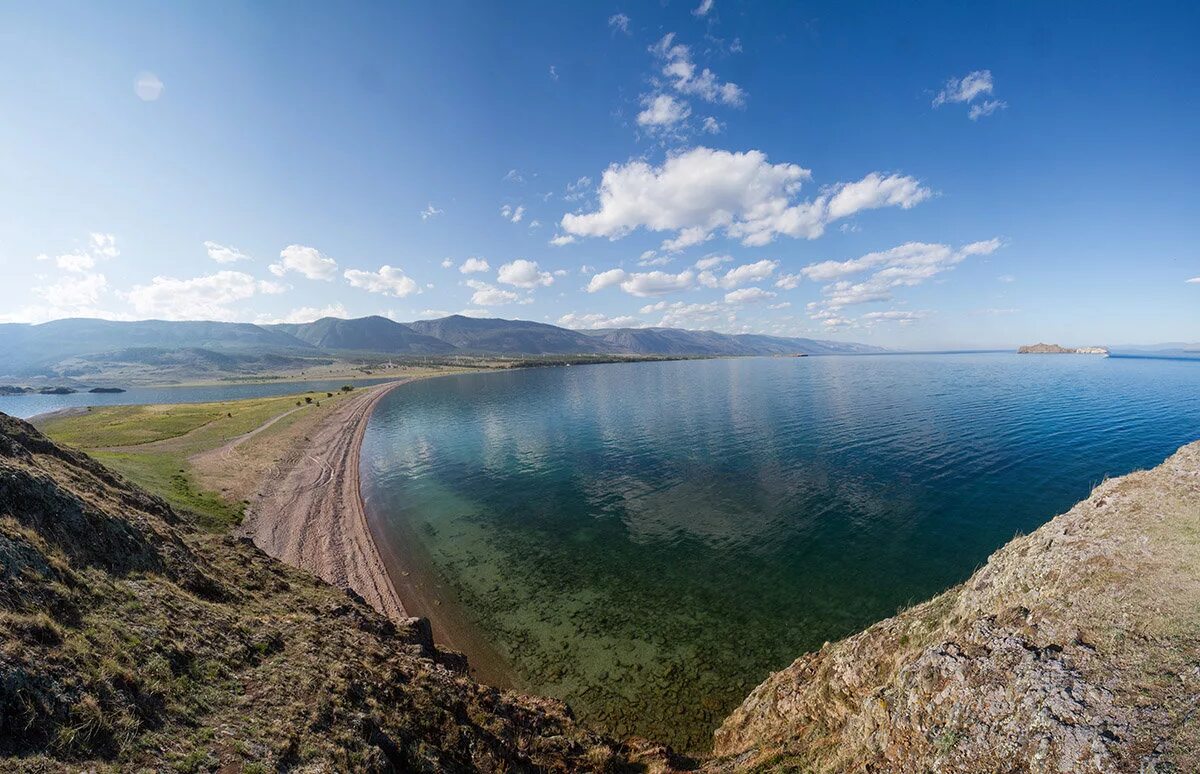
(1, 1), (1196, 348)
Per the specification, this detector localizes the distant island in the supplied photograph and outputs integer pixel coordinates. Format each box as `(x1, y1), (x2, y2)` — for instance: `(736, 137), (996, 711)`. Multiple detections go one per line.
(0, 385), (79, 395)
(1018, 342), (1109, 355)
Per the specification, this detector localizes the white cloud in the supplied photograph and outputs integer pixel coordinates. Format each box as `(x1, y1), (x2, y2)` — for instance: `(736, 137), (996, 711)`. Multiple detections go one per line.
(586, 268), (695, 297)
(549, 65), (559, 81)
(698, 259), (778, 289)
(269, 244), (338, 281)
(768, 301), (791, 309)
(503, 168), (524, 183)
(608, 13), (631, 33)
(774, 273), (801, 290)
(934, 70), (1006, 121)
(343, 265), (419, 297)
(969, 100), (1007, 120)
(459, 257), (490, 274)
(724, 287), (775, 304)
(694, 254), (731, 270)
(861, 310), (926, 325)
(558, 312), (643, 329)
(806, 238), (1002, 317)
(38, 251), (95, 273)
(1187, 277), (1200, 284)
(701, 116), (722, 134)
(204, 241), (251, 264)
(564, 176), (592, 201)
(998, 274), (1015, 283)
(440, 257), (454, 268)
(500, 204), (526, 223)
(497, 259), (553, 288)
(466, 279), (519, 306)
(457, 308), (492, 318)
(693, 0), (714, 16)
(640, 299), (728, 328)
(257, 303), (349, 325)
(661, 225), (712, 253)
(125, 271), (282, 321)
(651, 34), (744, 106)
(420, 203), (444, 220)
(933, 70), (995, 106)
(89, 233), (119, 258)
(561, 147), (929, 248)
(134, 72), (164, 101)
(549, 234), (577, 246)
(637, 93), (692, 128)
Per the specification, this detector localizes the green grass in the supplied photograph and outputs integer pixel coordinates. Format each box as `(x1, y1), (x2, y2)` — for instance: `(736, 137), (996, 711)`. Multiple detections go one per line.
(38, 390), (360, 532)
(39, 394), (315, 448)
(92, 451), (245, 532)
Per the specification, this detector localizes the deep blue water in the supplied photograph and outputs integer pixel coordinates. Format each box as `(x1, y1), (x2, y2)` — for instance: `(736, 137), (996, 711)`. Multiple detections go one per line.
(0, 378), (393, 420)
(359, 354), (1200, 748)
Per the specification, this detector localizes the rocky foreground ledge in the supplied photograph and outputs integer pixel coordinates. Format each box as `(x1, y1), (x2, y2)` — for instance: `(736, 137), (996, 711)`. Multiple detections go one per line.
(708, 440), (1200, 772)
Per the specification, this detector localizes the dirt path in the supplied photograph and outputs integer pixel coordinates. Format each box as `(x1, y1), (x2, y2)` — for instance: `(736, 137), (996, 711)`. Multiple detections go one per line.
(239, 381), (411, 621)
(187, 406), (302, 465)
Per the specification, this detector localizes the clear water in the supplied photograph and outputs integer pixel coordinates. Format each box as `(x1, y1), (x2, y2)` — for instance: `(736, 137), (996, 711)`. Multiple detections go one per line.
(359, 354), (1200, 749)
(0, 378), (393, 420)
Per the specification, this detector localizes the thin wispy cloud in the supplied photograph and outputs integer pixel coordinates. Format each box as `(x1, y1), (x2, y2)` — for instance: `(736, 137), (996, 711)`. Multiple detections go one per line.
(933, 69), (1007, 120)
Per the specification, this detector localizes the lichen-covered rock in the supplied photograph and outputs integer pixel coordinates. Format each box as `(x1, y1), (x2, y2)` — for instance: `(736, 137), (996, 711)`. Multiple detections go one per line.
(708, 441), (1200, 773)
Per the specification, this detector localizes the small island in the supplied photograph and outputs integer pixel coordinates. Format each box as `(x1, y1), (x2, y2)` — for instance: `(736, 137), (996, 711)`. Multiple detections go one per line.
(1018, 342), (1109, 355)
(88, 387), (127, 393)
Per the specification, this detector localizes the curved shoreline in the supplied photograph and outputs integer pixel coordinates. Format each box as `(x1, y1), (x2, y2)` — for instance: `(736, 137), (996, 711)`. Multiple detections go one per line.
(241, 380), (411, 622)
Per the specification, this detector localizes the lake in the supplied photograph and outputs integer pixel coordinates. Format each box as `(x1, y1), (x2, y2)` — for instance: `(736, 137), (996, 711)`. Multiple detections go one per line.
(0, 378), (394, 420)
(359, 354), (1199, 750)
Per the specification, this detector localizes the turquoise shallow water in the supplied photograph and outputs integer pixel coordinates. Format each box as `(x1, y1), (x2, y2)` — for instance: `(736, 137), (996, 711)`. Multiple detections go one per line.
(359, 354), (1200, 749)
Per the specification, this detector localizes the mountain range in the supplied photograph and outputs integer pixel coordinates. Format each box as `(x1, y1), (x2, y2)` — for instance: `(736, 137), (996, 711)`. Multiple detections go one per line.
(0, 315), (885, 378)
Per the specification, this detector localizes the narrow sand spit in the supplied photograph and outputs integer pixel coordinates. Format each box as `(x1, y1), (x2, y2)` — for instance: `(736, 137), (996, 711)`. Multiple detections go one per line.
(241, 381), (410, 621)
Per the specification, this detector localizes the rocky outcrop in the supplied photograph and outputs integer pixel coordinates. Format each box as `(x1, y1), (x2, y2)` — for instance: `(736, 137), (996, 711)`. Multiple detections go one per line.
(0, 413), (681, 772)
(1018, 343), (1109, 355)
(708, 441), (1200, 772)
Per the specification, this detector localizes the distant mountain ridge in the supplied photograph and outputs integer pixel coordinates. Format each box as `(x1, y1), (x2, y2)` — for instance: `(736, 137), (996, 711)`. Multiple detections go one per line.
(0, 315), (885, 378)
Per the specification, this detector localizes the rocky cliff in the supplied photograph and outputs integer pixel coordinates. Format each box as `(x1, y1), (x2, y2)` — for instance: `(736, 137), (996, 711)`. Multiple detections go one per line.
(708, 441), (1200, 772)
(0, 413), (677, 772)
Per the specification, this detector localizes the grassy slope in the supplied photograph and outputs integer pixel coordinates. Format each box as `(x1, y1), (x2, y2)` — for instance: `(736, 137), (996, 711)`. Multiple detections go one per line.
(36, 390), (357, 531)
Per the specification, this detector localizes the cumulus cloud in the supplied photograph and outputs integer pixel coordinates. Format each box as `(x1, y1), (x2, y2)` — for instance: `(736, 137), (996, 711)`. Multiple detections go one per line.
(608, 13), (631, 33)
(637, 93), (692, 128)
(564, 176), (592, 202)
(89, 233), (119, 258)
(694, 254), (732, 270)
(586, 268), (696, 297)
(701, 116), (722, 134)
(639, 299), (730, 328)
(661, 225), (712, 253)
(805, 239), (1002, 318)
(459, 257), (490, 274)
(420, 203), (444, 220)
(560, 147), (929, 248)
(549, 234), (577, 246)
(724, 287), (775, 304)
(497, 259), (553, 288)
(269, 245), (338, 281)
(969, 100), (1007, 120)
(38, 251), (94, 273)
(774, 273), (801, 290)
(343, 265), (419, 297)
(500, 204), (526, 223)
(466, 279), (519, 306)
(204, 241), (251, 264)
(698, 259), (778, 289)
(651, 34), (744, 106)
(1188, 276), (1200, 284)
(125, 271), (283, 321)
(440, 257), (454, 268)
(558, 312), (644, 329)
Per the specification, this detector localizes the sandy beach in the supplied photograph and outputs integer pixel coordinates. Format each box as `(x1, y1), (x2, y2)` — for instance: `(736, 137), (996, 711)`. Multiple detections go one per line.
(240, 380), (411, 622)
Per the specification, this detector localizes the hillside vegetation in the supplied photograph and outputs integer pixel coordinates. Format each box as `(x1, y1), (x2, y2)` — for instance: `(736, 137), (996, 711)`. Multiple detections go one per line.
(0, 413), (679, 772)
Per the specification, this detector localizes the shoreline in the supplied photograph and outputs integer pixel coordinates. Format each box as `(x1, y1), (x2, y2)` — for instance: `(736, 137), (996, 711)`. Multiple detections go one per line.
(242, 373), (516, 687)
(240, 380), (411, 622)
